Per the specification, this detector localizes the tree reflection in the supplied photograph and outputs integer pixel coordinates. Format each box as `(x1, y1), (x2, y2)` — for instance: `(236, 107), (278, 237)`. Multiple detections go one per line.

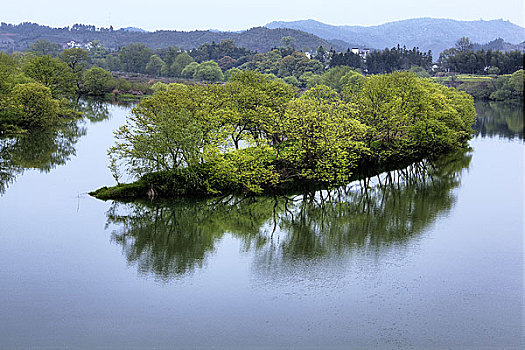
(0, 122), (85, 194)
(77, 99), (110, 123)
(475, 101), (524, 140)
(0, 99), (111, 194)
(106, 150), (472, 281)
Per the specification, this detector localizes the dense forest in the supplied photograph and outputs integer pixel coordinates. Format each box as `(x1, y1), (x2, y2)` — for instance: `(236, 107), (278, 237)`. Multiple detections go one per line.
(439, 37), (524, 74)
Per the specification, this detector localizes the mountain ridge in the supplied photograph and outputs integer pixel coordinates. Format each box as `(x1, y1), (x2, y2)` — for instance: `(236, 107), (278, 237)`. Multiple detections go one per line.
(266, 18), (525, 55)
(0, 22), (349, 53)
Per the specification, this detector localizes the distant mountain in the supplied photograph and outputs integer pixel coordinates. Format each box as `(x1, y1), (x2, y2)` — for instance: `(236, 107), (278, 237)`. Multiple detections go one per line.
(120, 27), (148, 33)
(266, 18), (525, 57)
(0, 22), (348, 53)
(472, 38), (525, 52)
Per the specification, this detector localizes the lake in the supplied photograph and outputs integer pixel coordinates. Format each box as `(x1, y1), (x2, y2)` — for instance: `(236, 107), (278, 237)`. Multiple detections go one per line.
(0, 100), (523, 349)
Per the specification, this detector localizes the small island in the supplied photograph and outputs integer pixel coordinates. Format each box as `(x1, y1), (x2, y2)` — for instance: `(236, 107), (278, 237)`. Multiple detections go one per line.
(90, 70), (476, 200)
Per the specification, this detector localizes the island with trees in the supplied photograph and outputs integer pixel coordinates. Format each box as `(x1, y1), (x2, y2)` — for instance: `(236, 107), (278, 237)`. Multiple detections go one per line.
(90, 70), (476, 200)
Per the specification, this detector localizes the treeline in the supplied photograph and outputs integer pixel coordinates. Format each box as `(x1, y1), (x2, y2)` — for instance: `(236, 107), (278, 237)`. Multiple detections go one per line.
(105, 41), (434, 81)
(439, 37), (523, 74)
(330, 45), (433, 74)
(92, 71), (476, 199)
(27, 38), (437, 88)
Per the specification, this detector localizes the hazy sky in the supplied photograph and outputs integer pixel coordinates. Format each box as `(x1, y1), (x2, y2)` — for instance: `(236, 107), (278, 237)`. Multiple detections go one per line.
(3, 0), (524, 31)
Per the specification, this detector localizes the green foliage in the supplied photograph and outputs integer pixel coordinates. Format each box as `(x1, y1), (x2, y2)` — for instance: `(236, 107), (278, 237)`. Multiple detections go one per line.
(0, 53), (83, 133)
(194, 61), (224, 82)
(118, 43), (153, 73)
(457, 80), (495, 100)
(280, 36), (296, 50)
(60, 48), (89, 72)
(82, 67), (114, 95)
(170, 52), (194, 77)
(0, 53), (18, 96)
(283, 75), (300, 87)
(439, 42), (523, 74)
(109, 83), (228, 177)
(205, 146), (280, 194)
(319, 66), (355, 91)
(103, 70), (476, 197)
(28, 39), (61, 57)
(364, 46), (433, 74)
(8, 83), (60, 128)
(181, 61), (199, 79)
(354, 72), (476, 163)
(340, 70), (366, 93)
(22, 55), (76, 98)
(0, 51), (111, 134)
(60, 48), (89, 88)
(145, 54), (166, 77)
(224, 67), (241, 81)
(457, 69), (523, 101)
(299, 72), (322, 89)
(151, 82), (168, 93)
(279, 86), (368, 185)
(329, 49), (364, 70)
(408, 65), (431, 78)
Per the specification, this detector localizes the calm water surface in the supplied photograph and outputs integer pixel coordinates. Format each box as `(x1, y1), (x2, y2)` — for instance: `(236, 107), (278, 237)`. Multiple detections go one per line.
(0, 100), (523, 349)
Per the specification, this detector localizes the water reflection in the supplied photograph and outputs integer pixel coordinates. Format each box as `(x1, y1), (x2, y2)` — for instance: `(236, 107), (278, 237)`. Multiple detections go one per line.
(475, 101), (524, 140)
(0, 99), (111, 194)
(0, 122), (85, 194)
(78, 99), (110, 123)
(106, 150), (472, 281)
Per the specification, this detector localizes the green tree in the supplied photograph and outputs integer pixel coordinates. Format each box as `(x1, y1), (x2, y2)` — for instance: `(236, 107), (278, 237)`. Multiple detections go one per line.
(118, 44), (153, 73)
(181, 61), (199, 79)
(194, 60), (224, 81)
(109, 83), (228, 178)
(60, 48), (89, 89)
(170, 52), (194, 77)
(145, 54), (166, 77)
(224, 67), (241, 81)
(22, 55), (76, 98)
(408, 65), (430, 78)
(280, 36), (296, 51)
(340, 70), (367, 93)
(455, 37), (473, 52)
(320, 66), (354, 91)
(28, 40), (61, 57)
(279, 85), (368, 185)
(83, 67), (113, 95)
(9, 83), (60, 128)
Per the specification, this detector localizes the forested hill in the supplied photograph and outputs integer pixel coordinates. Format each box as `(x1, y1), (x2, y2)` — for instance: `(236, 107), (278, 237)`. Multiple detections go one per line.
(0, 22), (348, 53)
(266, 18), (525, 55)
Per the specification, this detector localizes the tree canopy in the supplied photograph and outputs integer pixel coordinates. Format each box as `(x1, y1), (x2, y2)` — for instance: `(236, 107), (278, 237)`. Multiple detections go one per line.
(103, 70), (476, 198)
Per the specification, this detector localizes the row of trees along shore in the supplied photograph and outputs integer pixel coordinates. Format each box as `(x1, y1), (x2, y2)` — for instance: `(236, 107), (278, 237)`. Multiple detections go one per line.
(22, 36), (524, 99)
(91, 70), (476, 199)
